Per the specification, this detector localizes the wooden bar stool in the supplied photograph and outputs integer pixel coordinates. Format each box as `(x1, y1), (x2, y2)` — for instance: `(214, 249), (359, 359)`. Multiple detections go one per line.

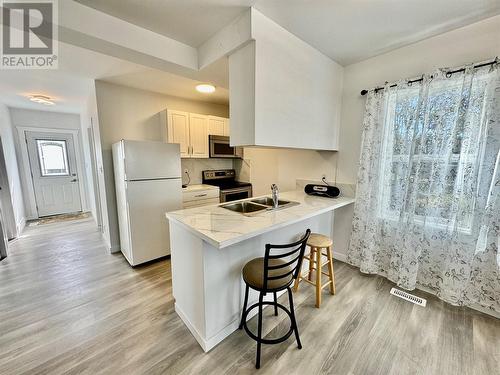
(293, 233), (335, 308)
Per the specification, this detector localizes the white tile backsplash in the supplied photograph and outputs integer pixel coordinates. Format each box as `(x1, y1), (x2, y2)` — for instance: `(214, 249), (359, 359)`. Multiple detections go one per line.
(181, 158), (233, 185)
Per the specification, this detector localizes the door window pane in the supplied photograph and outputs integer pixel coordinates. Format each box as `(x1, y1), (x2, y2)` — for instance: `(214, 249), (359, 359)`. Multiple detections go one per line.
(36, 139), (69, 176)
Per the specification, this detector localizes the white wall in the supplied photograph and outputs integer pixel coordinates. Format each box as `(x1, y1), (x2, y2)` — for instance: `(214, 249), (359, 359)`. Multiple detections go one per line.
(79, 84), (100, 227)
(86, 83), (111, 249)
(332, 15), (500, 260)
(236, 147), (337, 196)
(338, 14), (500, 184)
(228, 9), (344, 151)
(9, 108), (93, 219)
(252, 9), (343, 150)
(9, 108), (82, 130)
(0, 103), (25, 235)
(95, 80), (230, 252)
(181, 158), (233, 185)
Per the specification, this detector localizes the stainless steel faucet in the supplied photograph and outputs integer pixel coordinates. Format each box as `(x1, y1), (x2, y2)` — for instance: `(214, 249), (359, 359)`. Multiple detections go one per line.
(271, 184), (279, 209)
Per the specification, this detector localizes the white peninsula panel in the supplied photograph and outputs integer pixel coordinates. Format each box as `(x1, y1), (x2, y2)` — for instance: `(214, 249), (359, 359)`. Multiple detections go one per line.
(166, 190), (355, 351)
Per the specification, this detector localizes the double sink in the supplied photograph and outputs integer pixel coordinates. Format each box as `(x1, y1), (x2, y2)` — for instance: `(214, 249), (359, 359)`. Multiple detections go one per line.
(221, 197), (299, 215)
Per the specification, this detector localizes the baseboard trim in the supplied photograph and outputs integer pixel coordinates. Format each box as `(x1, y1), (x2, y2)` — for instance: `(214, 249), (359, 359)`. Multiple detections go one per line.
(109, 244), (120, 253)
(333, 252), (347, 262)
(17, 217), (26, 235)
(344, 256), (500, 319)
(175, 303), (210, 352)
(175, 291), (287, 353)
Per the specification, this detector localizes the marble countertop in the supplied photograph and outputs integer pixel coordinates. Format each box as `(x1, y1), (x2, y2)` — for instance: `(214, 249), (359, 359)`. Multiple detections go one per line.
(166, 190), (355, 249)
(182, 184), (219, 192)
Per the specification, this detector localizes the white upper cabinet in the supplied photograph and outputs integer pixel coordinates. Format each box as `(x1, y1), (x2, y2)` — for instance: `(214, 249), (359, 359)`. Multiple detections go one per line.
(208, 116), (225, 136)
(164, 110), (190, 157)
(208, 116), (230, 136)
(189, 113), (209, 158)
(161, 110), (213, 158)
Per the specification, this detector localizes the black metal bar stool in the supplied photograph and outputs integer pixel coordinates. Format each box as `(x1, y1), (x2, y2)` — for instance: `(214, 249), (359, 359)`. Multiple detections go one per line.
(239, 229), (311, 369)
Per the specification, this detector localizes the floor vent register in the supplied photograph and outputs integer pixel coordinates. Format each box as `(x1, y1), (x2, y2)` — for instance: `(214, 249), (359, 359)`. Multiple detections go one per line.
(390, 287), (427, 307)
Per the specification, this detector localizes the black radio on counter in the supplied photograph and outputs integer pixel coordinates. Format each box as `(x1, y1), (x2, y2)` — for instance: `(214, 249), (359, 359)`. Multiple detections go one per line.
(304, 184), (340, 198)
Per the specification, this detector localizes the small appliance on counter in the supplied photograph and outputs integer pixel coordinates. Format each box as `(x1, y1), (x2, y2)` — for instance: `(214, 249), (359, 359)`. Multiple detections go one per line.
(304, 184), (340, 198)
(202, 169), (252, 202)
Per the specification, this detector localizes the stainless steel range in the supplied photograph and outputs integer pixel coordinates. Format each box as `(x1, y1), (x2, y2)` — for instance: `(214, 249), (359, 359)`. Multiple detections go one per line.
(202, 169), (252, 203)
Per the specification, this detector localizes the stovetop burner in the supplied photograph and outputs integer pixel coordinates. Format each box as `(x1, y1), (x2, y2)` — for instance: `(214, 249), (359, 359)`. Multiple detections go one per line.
(202, 169), (251, 190)
(209, 180), (252, 190)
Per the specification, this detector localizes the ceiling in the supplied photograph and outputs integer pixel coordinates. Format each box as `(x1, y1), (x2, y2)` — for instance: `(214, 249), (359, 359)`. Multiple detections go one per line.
(103, 58), (229, 105)
(0, 42), (229, 113)
(75, 0), (500, 65)
(3, 0), (498, 113)
(75, 0), (257, 47)
(0, 42), (140, 113)
(256, 0), (500, 65)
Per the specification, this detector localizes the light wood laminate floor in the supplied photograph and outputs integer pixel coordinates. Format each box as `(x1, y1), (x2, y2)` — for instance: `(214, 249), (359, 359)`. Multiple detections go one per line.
(1, 218), (499, 374)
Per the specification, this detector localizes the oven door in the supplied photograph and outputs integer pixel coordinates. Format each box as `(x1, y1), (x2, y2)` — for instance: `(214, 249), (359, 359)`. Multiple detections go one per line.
(220, 186), (252, 203)
(209, 135), (241, 158)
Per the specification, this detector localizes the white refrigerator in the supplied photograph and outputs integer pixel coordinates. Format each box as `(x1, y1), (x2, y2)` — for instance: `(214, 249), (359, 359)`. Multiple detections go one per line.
(112, 140), (182, 266)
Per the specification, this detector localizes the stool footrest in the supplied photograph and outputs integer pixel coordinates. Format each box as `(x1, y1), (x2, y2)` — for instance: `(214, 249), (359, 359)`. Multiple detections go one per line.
(321, 280), (333, 290)
(296, 277), (333, 289)
(304, 252), (332, 261)
(300, 268), (330, 279)
(304, 261), (331, 272)
(299, 278), (316, 287)
(242, 301), (295, 345)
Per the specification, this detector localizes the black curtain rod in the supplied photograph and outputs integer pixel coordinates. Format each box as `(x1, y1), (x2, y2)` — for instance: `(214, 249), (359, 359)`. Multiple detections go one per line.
(360, 59), (498, 96)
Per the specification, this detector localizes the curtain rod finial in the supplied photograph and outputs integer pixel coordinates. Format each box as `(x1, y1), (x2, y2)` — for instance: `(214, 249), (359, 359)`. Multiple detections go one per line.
(360, 89), (368, 96)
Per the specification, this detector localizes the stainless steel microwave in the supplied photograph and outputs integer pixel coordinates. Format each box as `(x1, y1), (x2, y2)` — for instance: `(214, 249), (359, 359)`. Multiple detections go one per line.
(209, 135), (242, 158)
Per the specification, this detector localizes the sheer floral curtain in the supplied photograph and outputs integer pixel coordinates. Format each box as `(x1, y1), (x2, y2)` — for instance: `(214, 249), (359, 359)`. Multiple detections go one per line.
(347, 62), (500, 313)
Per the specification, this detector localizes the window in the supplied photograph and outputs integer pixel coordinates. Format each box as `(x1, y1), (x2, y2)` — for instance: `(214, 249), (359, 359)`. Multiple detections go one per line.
(378, 75), (489, 232)
(36, 139), (70, 176)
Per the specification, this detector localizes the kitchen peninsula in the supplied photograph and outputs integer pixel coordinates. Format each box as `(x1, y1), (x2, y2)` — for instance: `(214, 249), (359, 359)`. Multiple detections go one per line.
(165, 189), (355, 352)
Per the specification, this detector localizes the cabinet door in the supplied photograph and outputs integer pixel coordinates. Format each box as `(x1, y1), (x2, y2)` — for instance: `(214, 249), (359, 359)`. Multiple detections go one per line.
(223, 118), (230, 136)
(189, 113), (209, 158)
(167, 110), (190, 158)
(208, 116), (226, 136)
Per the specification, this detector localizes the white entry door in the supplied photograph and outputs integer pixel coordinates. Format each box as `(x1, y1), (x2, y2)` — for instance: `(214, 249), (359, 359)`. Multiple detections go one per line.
(25, 131), (82, 217)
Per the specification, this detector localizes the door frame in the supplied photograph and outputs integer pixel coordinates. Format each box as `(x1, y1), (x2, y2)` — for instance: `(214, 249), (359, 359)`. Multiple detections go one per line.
(0, 137), (18, 239)
(87, 125), (102, 231)
(16, 126), (87, 219)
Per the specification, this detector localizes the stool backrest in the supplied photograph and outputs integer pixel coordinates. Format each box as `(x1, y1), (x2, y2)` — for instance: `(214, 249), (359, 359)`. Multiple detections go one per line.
(263, 229), (311, 290)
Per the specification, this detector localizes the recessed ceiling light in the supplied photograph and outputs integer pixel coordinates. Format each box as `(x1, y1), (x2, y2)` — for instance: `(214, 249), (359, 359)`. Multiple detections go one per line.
(29, 95), (55, 105)
(195, 83), (216, 94)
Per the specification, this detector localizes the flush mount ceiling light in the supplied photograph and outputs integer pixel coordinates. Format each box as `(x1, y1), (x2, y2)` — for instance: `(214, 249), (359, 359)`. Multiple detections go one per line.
(29, 95), (55, 105)
(195, 83), (216, 94)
